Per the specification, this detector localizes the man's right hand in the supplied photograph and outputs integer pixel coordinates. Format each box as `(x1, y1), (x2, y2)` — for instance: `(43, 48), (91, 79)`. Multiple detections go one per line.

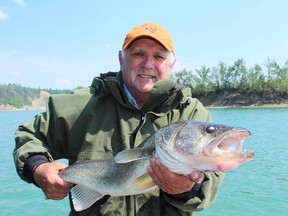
(33, 162), (73, 200)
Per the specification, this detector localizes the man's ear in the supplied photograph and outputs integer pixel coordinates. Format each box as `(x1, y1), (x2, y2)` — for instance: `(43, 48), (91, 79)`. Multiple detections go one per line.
(170, 54), (176, 68)
(119, 50), (124, 66)
(171, 58), (176, 68)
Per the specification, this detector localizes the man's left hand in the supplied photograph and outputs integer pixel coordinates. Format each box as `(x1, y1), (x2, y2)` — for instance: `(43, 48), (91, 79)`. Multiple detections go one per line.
(147, 157), (204, 195)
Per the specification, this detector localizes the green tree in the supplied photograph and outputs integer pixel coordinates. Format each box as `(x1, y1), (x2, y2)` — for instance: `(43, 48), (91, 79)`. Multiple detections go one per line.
(247, 64), (266, 91)
(171, 68), (195, 88)
(194, 65), (214, 93)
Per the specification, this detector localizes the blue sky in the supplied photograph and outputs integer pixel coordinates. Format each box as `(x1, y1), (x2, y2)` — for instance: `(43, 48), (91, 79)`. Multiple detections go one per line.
(1, 0), (288, 89)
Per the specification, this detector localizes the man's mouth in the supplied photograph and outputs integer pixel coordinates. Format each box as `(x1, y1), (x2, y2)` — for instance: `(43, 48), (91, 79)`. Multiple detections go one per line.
(138, 75), (156, 79)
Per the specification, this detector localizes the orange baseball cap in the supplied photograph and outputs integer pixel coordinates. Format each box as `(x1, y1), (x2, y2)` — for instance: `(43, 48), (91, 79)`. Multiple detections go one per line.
(122, 22), (174, 53)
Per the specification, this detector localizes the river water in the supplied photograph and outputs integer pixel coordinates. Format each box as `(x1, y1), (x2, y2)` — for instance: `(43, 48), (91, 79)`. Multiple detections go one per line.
(1, 108), (287, 215)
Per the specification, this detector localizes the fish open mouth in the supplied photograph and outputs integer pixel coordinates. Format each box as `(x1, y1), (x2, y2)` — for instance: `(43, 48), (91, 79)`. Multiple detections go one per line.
(208, 129), (254, 159)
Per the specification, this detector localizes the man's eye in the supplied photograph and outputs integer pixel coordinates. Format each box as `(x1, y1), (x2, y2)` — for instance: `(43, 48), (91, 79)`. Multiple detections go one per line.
(132, 52), (144, 57)
(155, 55), (165, 60)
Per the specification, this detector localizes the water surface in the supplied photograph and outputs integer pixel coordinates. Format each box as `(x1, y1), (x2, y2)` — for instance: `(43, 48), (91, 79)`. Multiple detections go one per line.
(1, 108), (287, 215)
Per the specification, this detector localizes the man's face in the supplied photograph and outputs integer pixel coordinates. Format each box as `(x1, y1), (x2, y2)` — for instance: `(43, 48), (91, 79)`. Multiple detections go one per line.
(120, 38), (175, 102)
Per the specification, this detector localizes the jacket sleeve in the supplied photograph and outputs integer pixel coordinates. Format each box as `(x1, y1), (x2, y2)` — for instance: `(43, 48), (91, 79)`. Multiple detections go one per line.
(163, 97), (225, 212)
(13, 91), (94, 183)
(13, 109), (55, 183)
(163, 171), (225, 212)
(13, 95), (72, 183)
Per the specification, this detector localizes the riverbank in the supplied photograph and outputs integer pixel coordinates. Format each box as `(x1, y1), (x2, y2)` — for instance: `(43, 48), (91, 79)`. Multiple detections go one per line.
(207, 103), (288, 109)
(196, 90), (288, 109)
(1, 90), (288, 111)
(0, 90), (49, 112)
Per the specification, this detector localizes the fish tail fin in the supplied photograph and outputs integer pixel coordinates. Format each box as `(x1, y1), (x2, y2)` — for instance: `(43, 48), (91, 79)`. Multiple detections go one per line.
(71, 184), (104, 212)
(131, 173), (157, 192)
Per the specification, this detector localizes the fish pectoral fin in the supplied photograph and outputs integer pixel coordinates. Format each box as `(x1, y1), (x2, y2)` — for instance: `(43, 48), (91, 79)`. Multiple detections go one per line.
(131, 173), (157, 192)
(115, 148), (154, 163)
(71, 184), (104, 212)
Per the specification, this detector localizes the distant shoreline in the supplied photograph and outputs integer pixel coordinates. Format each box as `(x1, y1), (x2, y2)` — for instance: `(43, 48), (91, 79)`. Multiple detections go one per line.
(1, 103), (288, 112)
(1, 89), (288, 112)
(195, 90), (288, 109)
(207, 103), (288, 109)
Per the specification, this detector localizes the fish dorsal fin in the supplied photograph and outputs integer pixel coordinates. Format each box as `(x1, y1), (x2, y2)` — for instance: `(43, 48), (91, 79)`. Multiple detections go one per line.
(131, 173), (157, 192)
(71, 184), (104, 212)
(115, 148), (154, 163)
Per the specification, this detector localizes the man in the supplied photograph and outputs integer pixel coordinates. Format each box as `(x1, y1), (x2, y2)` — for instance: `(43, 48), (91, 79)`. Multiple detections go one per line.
(13, 22), (224, 215)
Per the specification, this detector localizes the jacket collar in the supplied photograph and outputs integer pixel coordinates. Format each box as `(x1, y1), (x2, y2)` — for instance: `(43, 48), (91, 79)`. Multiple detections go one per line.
(91, 71), (191, 113)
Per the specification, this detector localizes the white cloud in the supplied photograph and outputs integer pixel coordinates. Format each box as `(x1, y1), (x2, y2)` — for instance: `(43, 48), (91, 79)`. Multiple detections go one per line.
(11, 71), (22, 76)
(54, 79), (73, 86)
(13, 0), (25, 7)
(0, 9), (9, 20)
(173, 60), (195, 72)
(0, 53), (114, 89)
(104, 43), (112, 48)
(0, 50), (20, 56)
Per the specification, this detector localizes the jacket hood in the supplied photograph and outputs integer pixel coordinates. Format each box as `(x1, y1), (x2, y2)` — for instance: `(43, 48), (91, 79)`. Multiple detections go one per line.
(90, 71), (192, 113)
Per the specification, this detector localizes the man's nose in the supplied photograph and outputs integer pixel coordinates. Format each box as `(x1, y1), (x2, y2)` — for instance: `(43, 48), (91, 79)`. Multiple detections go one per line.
(142, 56), (155, 68)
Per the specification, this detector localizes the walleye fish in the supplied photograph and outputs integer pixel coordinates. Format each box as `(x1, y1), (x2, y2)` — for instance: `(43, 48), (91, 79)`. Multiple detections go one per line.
(61, 120), (254, 212)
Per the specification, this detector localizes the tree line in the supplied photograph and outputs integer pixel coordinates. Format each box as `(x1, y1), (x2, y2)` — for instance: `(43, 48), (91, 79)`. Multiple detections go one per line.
(1, 58), (287, 108)
(171, 58), (288, 95)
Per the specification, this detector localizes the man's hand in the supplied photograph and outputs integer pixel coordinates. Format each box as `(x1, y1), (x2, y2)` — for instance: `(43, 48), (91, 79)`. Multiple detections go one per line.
(33, 162), (73, 200)
(148, 157), (204, 195)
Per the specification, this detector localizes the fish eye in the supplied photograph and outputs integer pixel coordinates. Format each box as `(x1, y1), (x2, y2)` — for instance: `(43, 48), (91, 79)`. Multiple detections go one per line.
(206, 125), (217, 133)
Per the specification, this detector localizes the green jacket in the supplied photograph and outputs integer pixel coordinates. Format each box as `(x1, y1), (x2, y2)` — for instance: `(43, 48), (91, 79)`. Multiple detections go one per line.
(13, 72), (224, 216)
